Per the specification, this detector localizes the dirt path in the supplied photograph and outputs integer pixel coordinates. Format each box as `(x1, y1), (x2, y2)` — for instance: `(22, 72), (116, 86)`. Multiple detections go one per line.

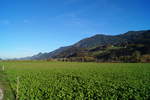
(0, 74), (4, 100)
(0, 67), (15, 100)
(0, 88), (3, 100)
(0, 70), (4, 100)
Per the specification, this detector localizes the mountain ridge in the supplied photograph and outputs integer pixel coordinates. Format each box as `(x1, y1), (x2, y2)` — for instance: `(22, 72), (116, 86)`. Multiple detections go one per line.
(20, 29), (150, 61)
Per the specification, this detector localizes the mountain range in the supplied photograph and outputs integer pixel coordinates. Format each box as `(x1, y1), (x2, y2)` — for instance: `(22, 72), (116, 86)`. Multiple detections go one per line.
(20, 30), (150, 62)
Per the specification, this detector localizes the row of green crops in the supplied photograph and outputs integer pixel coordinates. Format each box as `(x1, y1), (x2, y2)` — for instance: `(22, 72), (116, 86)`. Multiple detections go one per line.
(0, 61), (150, 100)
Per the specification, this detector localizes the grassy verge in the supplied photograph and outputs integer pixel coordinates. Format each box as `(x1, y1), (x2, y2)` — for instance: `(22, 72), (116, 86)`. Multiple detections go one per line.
(0, 68), (15, 100)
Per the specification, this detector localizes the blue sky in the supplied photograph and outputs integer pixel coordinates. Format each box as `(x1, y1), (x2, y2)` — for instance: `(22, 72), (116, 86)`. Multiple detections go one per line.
(0, 0), (150, 58)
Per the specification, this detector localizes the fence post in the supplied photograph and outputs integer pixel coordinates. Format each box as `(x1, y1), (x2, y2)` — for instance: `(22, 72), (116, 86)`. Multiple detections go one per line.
(2, 65), (4, 71)
(16, 76), (19, 100)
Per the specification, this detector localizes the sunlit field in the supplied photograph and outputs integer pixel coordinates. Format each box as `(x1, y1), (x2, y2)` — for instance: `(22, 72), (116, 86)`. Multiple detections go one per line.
(1, 61), (150, 100)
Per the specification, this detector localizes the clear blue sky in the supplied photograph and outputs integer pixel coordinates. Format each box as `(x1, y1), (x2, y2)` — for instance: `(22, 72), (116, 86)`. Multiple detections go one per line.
(0, 0), (150, 58)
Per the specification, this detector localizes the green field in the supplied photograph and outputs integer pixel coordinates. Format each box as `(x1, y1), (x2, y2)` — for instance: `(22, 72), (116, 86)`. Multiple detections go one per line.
(0, 61), (150, 100)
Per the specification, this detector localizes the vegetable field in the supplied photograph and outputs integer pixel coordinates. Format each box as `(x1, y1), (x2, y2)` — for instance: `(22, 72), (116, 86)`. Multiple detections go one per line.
(1, 61), (150, 100)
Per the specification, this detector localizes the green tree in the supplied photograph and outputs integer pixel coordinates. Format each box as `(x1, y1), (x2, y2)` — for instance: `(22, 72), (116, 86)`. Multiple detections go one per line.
(132, 51), (141, 62)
